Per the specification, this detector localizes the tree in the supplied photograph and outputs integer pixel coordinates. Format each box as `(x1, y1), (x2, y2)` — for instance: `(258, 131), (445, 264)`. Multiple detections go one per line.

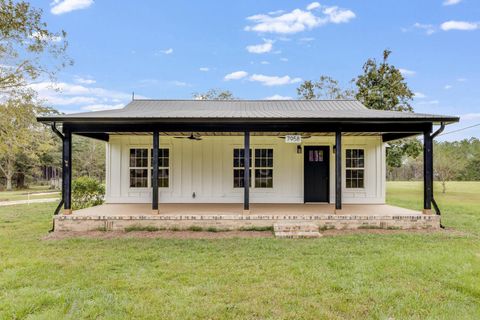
(73, 136), (106, 181)
(0, 0), (71, 92)
(0, 92), (57, 190)
(354, 50), (413, 112)
(297, 76), (355, 100)
(193, 88), (235, 100)
(434, 141), (465, 193)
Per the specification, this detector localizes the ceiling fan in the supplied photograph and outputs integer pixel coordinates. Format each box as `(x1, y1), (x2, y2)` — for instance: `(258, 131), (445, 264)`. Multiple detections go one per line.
(174, 133), (202, 141)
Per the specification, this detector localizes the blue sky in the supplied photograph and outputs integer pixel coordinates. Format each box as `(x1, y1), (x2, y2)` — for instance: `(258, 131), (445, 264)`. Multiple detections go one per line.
(30, 0), (480, 140)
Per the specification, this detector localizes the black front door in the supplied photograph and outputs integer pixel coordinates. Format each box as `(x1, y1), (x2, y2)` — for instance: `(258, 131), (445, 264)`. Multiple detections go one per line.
(304, 146), (329, 202)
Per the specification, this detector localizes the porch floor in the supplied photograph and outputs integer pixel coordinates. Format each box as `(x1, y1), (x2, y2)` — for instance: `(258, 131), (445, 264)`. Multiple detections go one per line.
(71, 203), (421, 217)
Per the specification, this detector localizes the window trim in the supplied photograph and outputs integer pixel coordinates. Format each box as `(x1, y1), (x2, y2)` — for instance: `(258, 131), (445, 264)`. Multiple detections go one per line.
(232, 145), (275, 190)
(345, 148), (365, 190)
(128, 146), (172, 190)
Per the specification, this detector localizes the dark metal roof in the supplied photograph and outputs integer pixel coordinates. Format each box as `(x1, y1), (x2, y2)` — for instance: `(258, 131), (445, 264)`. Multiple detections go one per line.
(37, 99), (459, 123)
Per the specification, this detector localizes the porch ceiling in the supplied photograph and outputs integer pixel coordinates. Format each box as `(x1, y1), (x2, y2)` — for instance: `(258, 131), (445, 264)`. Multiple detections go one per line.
(105, 131), (386, 137)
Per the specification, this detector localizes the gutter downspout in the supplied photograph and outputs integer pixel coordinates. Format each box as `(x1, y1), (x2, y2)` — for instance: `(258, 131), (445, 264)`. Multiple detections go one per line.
(50, 122), (65, 232)
(430, 122), (445, 227)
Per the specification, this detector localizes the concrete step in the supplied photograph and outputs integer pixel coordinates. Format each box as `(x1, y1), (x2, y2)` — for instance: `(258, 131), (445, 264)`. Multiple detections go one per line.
(274, 222), (322, 239)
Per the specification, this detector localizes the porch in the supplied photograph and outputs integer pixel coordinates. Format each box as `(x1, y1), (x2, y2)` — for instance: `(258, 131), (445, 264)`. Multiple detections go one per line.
(54, 203), (440, 231)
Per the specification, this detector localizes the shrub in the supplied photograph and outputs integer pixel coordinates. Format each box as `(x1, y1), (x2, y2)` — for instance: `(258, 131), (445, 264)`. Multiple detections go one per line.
(72, 176), (105, 210)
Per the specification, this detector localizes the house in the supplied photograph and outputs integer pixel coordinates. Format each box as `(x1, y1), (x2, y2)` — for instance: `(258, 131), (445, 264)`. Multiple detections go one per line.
(37, 99), (459, 232)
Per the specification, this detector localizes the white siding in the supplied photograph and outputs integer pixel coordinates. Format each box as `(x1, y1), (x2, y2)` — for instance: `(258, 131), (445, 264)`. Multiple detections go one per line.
(105, 135), (386, 204)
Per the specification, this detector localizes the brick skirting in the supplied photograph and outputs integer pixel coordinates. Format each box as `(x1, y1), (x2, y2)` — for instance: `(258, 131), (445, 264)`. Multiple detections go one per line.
(54, 214), (441, 232)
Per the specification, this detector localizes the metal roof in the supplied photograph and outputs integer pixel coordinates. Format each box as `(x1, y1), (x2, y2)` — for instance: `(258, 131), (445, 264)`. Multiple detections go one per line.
(38, 99), (459, 123)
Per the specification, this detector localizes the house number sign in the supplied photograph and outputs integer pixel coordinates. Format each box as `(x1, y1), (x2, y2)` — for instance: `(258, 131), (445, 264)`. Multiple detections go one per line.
(285, 135), (301, 143)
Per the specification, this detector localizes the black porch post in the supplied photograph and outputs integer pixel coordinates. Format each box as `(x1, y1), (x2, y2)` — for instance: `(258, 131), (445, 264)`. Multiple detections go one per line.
(335, 131), (342, 211)
(244, 131), (250, 212)
(152, 130), (159, 213)
(423, 131), (433, 213)
(63, 130), (72, 214)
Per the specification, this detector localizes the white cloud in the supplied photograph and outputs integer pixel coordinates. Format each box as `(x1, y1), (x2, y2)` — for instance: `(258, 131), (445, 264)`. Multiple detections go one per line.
(414, 92), (427, 98)
(246, 39), (274, 54)
(440, 20), (479, 31)
(28, 81), (133, 113)
(299, 37), (315, 42)
(245, 5), (355, 34)
(74, 76), (96, 85)
(81, 103), (124, 111)
(306, 2), (320, 10)
(159, 48), (174, 54)
(169, 80), (190, 87)
(443, 0), (462, 6)
(444, 84), (453, 89)
(399, 68), (416, 76)
(260, 61), (270, 65)
(280, 57), (288, 62)
(265, 94), (293, 100)
(199, 67), (210, 72)
(50, 0), (93, 15)
(457, 77), (467, 82)
(249, 74), (302, 86)
(406, 23), (436, 35)
(224, 71), (249, 81)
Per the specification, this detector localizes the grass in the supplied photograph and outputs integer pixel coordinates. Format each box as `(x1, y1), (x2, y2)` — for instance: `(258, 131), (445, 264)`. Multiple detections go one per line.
(0, 182), (479, 319)
(0, 185), (60, 202)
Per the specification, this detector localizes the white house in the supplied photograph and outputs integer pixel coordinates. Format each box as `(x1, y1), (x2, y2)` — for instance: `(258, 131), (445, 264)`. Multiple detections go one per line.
(38, 99), (458, 232)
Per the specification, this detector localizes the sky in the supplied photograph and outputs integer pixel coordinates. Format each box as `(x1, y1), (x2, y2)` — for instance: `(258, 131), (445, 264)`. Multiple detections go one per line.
(29, 0), (480, 140)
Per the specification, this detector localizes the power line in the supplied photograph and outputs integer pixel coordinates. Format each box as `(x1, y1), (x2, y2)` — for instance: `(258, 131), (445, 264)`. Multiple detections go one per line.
(439, 123), (480, 136)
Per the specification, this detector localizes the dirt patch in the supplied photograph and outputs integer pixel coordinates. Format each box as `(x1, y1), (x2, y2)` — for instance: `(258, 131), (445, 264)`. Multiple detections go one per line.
(43, 230), (274, 240)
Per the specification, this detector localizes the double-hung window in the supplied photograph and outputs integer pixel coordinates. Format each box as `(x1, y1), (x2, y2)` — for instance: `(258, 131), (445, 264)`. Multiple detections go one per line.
(129, 148), (148, 188)
(129, 148), (170, 188)
(233, 148), (273, 188)
(345, 149), (364, 188)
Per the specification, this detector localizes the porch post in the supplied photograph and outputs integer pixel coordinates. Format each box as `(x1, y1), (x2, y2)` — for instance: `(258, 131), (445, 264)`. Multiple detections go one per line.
(244, 131), (250, 213)
(423, 131), (433, 214)
(152, 130), (159, 213)
(63, 129), (72, 214)
(335, 131), (342, 212)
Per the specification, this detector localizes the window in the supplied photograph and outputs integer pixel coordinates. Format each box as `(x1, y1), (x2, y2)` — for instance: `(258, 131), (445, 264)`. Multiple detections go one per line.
(255, 149), (273, 188)
(129, 148), (148, 188)
(129, 148), (170, 188)
(233, 148), (251, 188)
(151, 148), (170, 188)
(346, 149), (364, 188)
(233, 148), (273, 188)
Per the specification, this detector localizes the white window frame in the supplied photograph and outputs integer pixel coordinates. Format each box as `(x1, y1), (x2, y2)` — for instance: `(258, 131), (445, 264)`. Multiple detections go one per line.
(345, 148), (365, 189)
(128, 147), (171, 190)
(232, 146), (274, 190)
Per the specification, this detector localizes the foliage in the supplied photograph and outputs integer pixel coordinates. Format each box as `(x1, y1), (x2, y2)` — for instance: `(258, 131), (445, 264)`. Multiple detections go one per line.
(72, 135), (106, 181)
(434, 141), (468, 193)
(71, 176), (105, 210)
(354, 50), (414, 112)
(297, 76), (355, 100)
(192, 88), (235, 100)
(0, 92), (58, 190)
(0, 0), (71, 92)
(386, 138), (422, 168)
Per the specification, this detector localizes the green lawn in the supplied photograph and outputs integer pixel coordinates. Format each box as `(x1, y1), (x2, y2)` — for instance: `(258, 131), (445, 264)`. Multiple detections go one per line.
(0, 185), (60, 202)
(0, 182), (479, 319)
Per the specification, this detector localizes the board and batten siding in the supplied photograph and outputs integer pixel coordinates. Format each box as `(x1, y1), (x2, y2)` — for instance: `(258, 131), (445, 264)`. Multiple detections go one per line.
(105, 135), (386, 204)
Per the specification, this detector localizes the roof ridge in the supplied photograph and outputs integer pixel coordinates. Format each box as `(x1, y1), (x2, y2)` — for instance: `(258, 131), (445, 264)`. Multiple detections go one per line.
(130, 99), (360, 102)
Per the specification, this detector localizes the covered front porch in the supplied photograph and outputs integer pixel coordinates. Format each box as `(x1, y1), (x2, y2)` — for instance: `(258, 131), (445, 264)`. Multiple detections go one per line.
(54, 203), (440, 231)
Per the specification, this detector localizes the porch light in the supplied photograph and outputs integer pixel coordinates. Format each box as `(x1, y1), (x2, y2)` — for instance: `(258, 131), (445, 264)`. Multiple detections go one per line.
(333, 145), (336, 154)
(297, 145), (302, 154)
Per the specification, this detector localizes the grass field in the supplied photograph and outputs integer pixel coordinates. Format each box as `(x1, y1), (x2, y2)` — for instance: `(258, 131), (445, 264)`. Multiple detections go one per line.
(0, 185), (60, 202)
(0, 182), (479, 319)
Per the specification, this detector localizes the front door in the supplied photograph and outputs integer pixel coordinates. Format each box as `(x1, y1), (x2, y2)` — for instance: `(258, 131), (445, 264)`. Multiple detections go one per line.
(304, 146), (329, 202)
